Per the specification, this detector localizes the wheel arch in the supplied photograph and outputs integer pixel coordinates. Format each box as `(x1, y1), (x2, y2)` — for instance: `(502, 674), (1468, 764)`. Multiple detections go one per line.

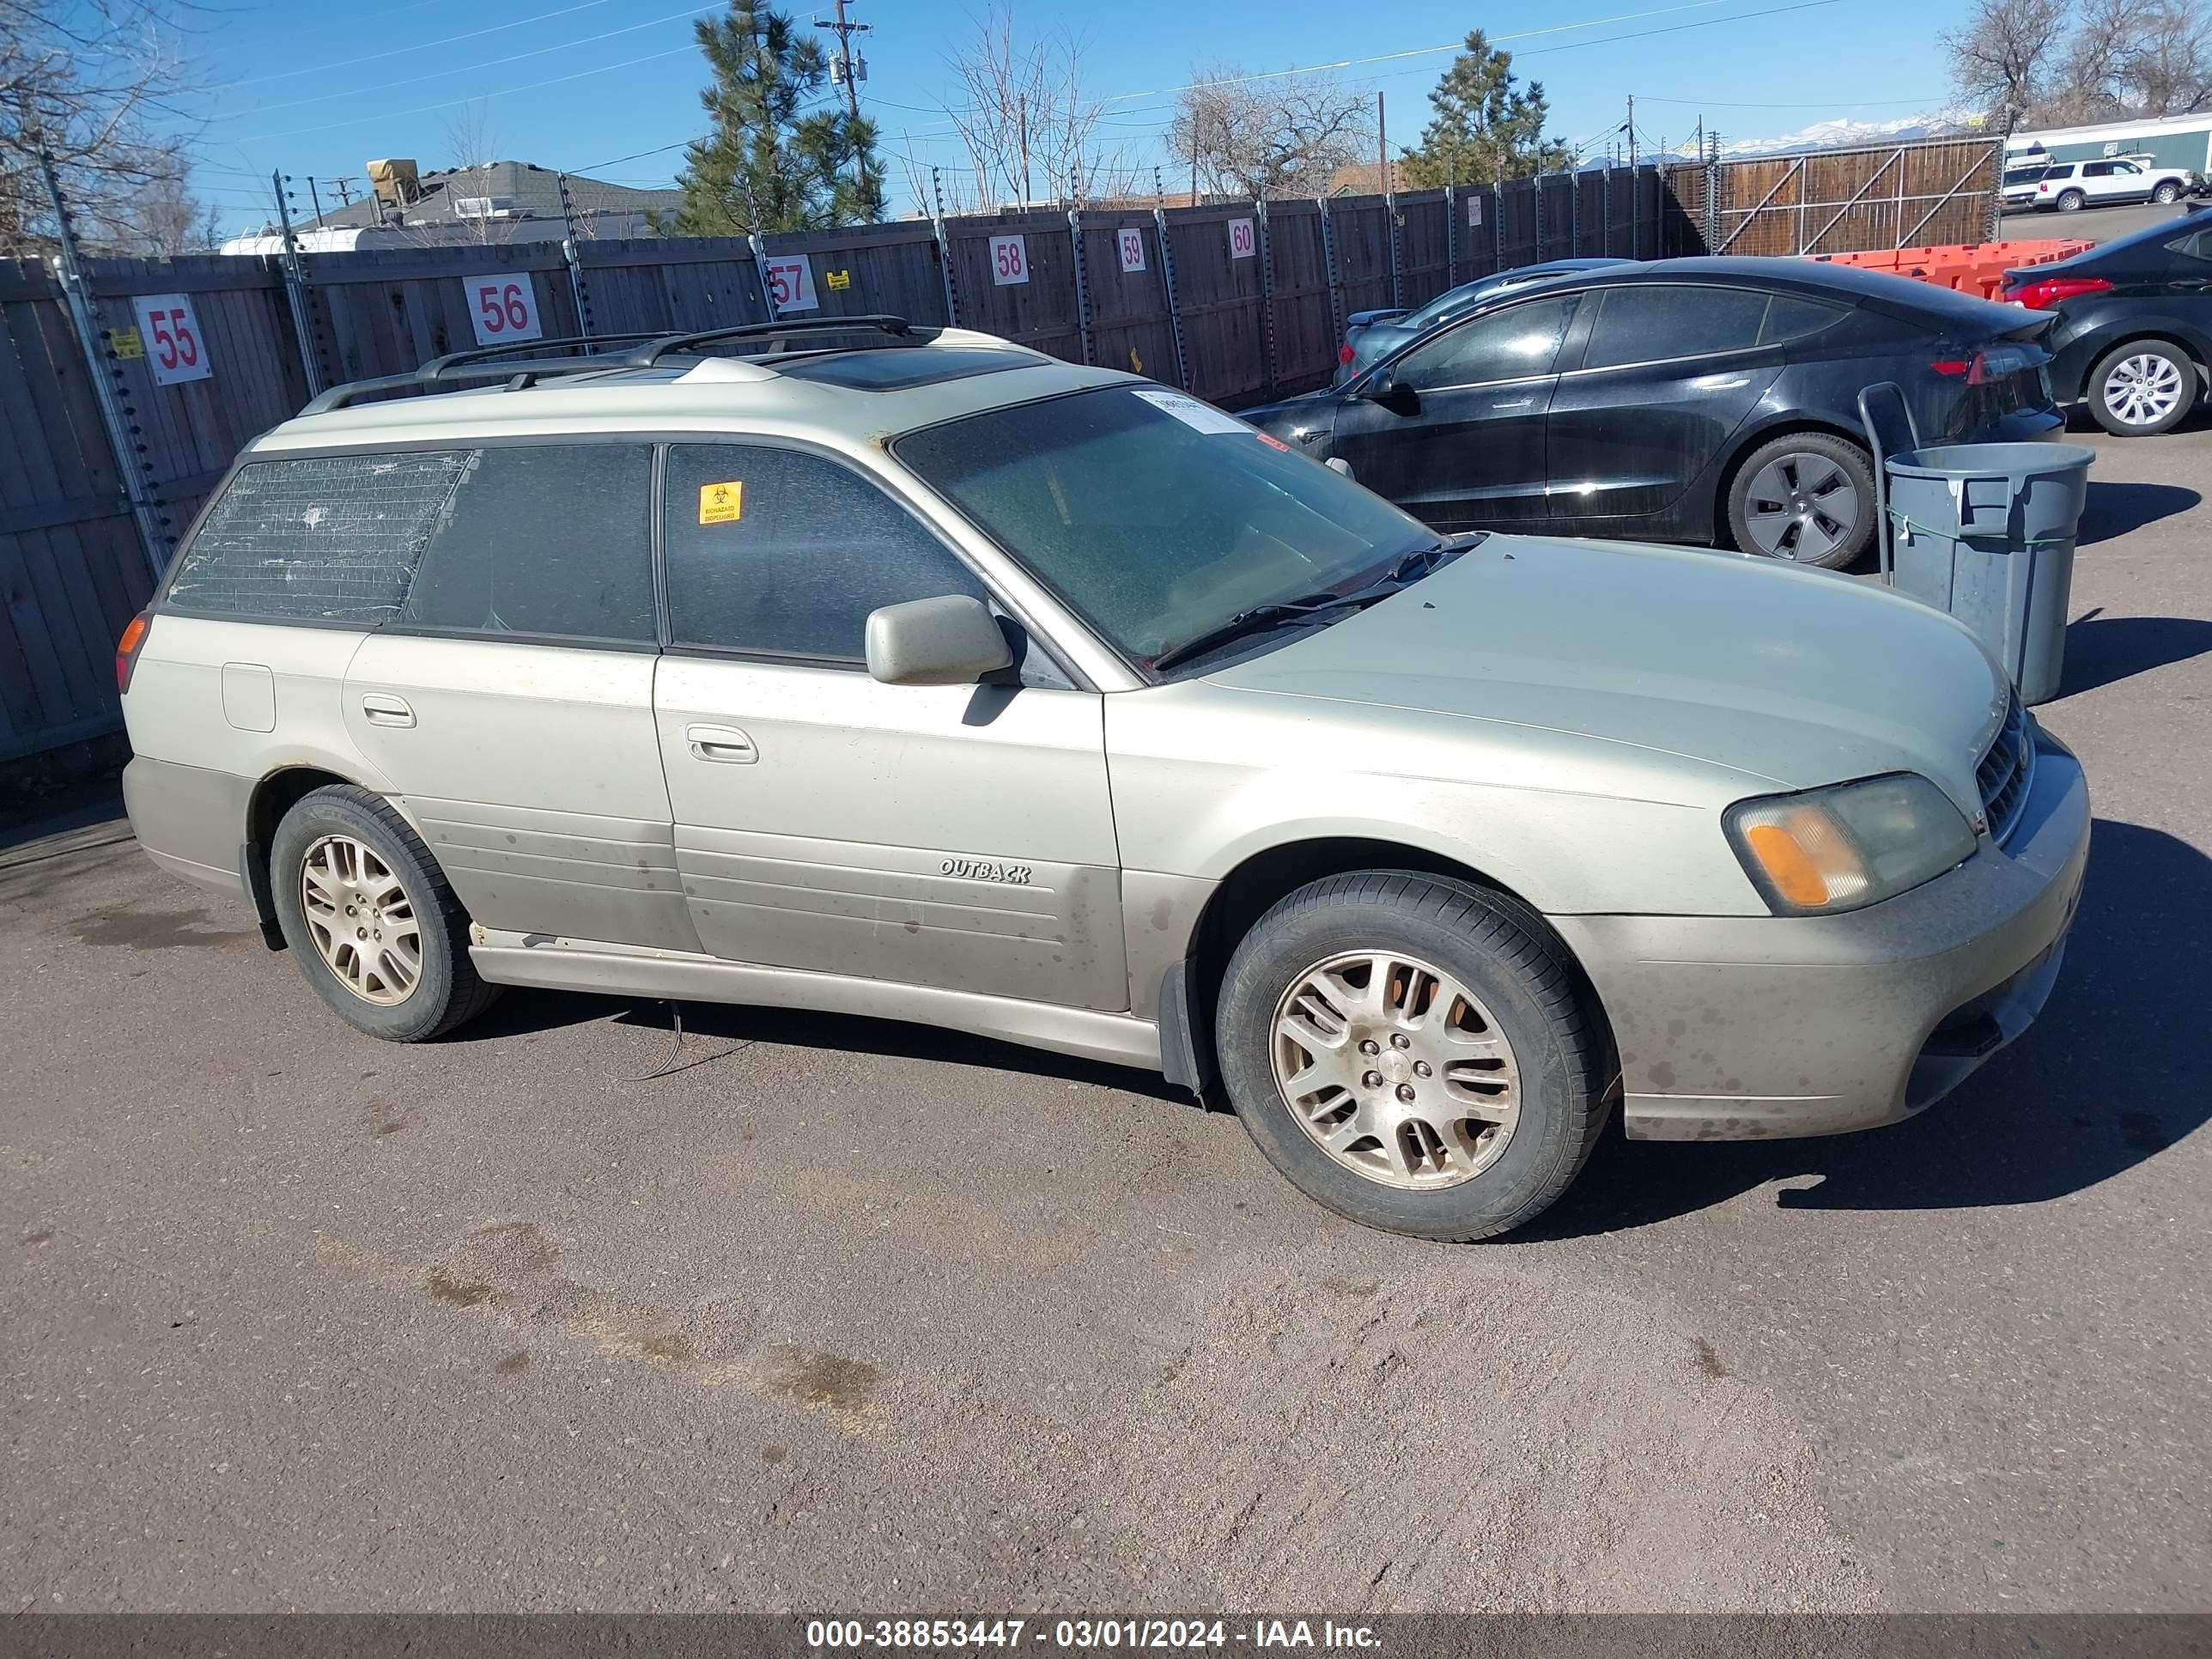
(2084, 328), (2212, 388)
(1158, 836), (1618, 1104)
(243, 764), (377, 944)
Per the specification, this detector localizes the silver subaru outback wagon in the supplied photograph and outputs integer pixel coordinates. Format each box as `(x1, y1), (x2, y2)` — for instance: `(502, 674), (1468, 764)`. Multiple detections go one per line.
(117, 318), (2089, 1241)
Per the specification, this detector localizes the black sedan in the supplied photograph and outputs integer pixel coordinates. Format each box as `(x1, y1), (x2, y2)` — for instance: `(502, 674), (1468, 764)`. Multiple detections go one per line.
(1243, 257), (2063, 568)
(2003, 204), (2212, 436)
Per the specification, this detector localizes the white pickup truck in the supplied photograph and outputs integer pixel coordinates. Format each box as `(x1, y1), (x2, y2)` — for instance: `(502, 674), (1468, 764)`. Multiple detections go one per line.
(2027, 155), (2196, 211)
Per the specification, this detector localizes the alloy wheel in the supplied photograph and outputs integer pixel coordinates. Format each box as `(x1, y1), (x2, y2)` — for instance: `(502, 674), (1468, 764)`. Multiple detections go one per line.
(1742, 451), (1862, 562)
(300, 834), (422, 1006)
(2104, 353), (2186, 428)
(1270, 950), (1521, 1190)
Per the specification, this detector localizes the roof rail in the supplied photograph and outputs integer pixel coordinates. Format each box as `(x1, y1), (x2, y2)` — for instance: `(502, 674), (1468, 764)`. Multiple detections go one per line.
(301, 331), (670, 415)
(297, 315), (931, 416)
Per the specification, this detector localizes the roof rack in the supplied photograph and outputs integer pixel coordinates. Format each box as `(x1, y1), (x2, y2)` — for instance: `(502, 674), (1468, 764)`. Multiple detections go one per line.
(299, 314), (928, 415)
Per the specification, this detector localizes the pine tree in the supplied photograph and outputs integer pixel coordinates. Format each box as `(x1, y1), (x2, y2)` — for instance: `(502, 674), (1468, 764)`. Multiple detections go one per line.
(1399, 30), (1571, 189)
(674, 0), (884, 234)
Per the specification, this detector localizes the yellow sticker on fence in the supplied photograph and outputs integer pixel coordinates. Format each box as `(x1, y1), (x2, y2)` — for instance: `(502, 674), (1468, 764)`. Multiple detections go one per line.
(698, 481), (744, 524)
(111, 328), (145, 360)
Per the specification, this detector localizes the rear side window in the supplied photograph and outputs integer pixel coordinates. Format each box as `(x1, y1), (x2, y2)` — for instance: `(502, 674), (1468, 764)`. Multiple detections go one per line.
(1760, 295), (1850, 344)
(2170, 228), (2212, 261)
(2045, 163), (2075, 179)
(662, 443), (984, 663)
(167, 452), (469, 623)
(400, 443), (655, 642)
(1582, 286), (1771, 368)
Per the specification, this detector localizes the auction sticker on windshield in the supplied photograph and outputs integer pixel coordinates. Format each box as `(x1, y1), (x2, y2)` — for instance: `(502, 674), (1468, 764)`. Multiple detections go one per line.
(1133, 386), (1249, 434)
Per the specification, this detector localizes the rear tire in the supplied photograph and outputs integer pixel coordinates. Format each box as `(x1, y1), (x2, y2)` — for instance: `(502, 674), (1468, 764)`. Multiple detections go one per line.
(2087, 339), (2197, 436)
(1214, 872), (1607, 1243)
(2057, 189), (2087, 212)
(270, 785), (498, 1042)
(1724, 431), (1876, 569)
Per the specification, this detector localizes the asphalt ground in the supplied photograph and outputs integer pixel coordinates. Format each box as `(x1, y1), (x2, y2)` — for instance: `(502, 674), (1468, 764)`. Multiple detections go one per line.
(3, 419), (2209, 1616)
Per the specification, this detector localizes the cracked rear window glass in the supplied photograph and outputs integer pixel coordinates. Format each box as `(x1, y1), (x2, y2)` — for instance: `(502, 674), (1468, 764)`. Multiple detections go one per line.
(165, 452), (469, 623)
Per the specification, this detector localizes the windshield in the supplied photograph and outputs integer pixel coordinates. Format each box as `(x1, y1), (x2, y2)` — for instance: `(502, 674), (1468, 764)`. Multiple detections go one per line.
(896, 385), (1437, 670)
(2003, 165), (2049, 185)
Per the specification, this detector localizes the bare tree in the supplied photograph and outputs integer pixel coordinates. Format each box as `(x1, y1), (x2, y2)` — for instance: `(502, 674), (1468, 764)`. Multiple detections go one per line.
(440, 100), (504, 244)
(940, 6), (1133, 210)
(1, 0), (205, 256)
(1941, 0), (2069, 125)
(1168, 63), (1371, 200)
(2115, 0), (2212, 111)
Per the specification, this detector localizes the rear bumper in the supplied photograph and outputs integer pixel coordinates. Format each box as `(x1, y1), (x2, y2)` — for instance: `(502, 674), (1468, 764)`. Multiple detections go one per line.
(1554, 728), (2090, 1140)
(121, 756), (251, 901)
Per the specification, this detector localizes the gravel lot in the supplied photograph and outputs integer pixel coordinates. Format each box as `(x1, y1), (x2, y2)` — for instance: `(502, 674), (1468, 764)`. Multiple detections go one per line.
(3, 416), (2209, 1615)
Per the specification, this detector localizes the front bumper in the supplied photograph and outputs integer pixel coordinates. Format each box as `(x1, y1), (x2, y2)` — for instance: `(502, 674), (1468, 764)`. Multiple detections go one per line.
(1554, 728), (2090, 1140)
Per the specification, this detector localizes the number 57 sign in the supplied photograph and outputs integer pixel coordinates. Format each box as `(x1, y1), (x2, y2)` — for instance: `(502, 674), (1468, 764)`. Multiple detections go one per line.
(131, 293), (212, 386)
(465, 276), (544, 347)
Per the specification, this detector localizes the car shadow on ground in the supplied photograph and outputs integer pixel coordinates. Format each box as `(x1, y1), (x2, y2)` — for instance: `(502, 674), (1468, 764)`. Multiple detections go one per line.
(2075, 479), (2203, 544)
(2059, 608), (2212, 694)
(1528, 817), (2209, 1237)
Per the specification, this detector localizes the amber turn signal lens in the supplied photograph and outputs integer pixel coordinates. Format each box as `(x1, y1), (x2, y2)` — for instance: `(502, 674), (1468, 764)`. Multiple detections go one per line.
(115, 611), (151, 693)
(1741, 821), (1835, 908)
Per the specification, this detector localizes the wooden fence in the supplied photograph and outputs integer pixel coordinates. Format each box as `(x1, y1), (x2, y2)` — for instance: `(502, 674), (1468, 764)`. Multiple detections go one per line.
(0, 145), (1992, 766)
(1665, 137), (2003, 257)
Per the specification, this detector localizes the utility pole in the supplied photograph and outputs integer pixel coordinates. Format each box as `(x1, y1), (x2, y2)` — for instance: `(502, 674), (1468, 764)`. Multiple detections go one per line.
(305, 175), (327, 225)
(817, 0), (871, 121)
(331, 177), (356, 208)
(1376, 90), (1388, 193)
(1018, 93), (1031, 207)
(1626, 96), (1636, 170)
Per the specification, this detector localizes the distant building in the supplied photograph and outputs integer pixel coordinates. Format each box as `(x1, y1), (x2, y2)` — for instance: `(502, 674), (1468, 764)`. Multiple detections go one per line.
(2006, 112), (2212, 175)
(221, 157), (684, 254)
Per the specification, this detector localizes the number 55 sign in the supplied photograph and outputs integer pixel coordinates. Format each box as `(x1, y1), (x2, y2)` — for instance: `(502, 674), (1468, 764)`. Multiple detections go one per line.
(465, 276), (544, 347)
(131, 293), (212, 386)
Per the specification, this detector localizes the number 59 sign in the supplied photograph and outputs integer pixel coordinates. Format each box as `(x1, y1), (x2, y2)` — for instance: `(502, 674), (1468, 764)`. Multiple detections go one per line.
(131, 293), (212, 386)
(465, 276), (543, 347)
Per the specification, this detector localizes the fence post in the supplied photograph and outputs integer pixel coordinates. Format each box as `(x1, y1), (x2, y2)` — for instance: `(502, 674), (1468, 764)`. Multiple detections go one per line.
(555, 172), (594, 337)
(36, 143), (169, 583)
(1571, 168), (1581, 255)
(1386, 186), (1402, 308)
(270, 171), (328, 398)
(747, 232), (783, 317)
(1703, 133), (1721, 252)
(1443, 184), (1457, 287)
(930, 167), (962, 326)
(1152, 206), (1191, 391)
(1067, 210), (1094, 367)
(1255, 198), (1278, 400)
(1316, 197), (1344, 354)
(1602, 168), (1613, 257)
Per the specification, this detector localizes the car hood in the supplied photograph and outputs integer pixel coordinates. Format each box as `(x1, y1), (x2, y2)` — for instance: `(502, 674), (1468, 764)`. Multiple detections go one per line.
(1204, 534), (2010, 813)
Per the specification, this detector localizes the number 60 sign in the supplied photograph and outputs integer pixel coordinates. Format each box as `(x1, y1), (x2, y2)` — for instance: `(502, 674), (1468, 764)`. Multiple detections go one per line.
(465, 276), (544, 347)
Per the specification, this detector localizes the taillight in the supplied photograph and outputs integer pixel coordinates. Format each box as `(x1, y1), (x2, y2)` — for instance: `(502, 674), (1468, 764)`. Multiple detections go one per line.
(1933, 343), (2042, 385)
(1339, 341), (1355, 364)
(2004, 274), (2113, 310)
(115, 611), (151, 694)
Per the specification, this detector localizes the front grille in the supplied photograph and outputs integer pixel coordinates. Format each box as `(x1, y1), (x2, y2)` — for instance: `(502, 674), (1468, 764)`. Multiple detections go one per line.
(1976, 692), (2035, 846)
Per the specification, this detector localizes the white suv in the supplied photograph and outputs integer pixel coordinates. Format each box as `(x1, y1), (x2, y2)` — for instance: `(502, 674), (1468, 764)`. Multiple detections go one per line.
(2032, 156), (2193, 211)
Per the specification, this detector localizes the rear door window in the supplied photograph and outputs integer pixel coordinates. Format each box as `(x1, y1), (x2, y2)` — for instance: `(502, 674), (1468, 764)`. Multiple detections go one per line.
(661, 443), (985, 664)
(1759, 295), (1850, 344)
(167, 451), (471, 624)
(1394, 295), (1579, 390)
(398, 443), (656, 642)
(1581, 286), (1773, 368)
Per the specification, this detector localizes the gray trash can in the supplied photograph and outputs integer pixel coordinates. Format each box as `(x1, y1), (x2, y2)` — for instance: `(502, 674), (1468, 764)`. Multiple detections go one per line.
(1880, 441), (2094, 705)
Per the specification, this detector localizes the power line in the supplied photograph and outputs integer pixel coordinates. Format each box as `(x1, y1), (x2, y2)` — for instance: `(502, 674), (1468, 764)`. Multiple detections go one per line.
(1630, 91), (1948, 108)
(228, 0), (625, 88)
(206, 4), (720, 124)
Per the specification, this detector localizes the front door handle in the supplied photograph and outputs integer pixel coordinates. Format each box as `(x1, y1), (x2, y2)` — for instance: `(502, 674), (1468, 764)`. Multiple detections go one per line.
(686, 723), (757, 763)
(1489, 398), (1536, 410)
(361, 693), (415, 728)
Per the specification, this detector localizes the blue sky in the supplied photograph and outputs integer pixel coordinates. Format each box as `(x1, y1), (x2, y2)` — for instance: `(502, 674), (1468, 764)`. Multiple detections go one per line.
(186, 0), (1977, 231)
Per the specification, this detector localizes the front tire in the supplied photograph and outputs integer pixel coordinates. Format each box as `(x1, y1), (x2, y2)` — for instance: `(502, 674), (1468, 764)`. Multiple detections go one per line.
(2057, 188), (2087, 212)
(270, 785), (497, 1042)
(2154, 180), (2182, 204)
(2087, 340), (2197, 435)
(1214, 872), (1607, 1242)
(1725, 431), (1875, 568)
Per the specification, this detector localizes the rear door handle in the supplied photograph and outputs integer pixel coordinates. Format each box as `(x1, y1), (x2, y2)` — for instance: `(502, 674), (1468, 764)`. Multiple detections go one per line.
(361, 693), (415, 728)
(1489, 398), (1536, 410)
(686, 723), (757, 763)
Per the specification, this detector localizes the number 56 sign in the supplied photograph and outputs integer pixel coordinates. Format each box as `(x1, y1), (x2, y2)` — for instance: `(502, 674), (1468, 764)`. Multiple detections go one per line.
(465, 276), (544, 347)
(131, 293), (212, 386)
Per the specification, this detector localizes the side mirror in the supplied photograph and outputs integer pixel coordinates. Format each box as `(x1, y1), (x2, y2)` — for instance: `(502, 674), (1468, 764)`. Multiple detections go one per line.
(864, 593), (1014, 686)
(1362, 374), (1418, 415)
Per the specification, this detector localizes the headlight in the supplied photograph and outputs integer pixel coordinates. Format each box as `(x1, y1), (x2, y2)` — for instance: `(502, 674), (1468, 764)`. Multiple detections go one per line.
(1724, 773), (1977, 916)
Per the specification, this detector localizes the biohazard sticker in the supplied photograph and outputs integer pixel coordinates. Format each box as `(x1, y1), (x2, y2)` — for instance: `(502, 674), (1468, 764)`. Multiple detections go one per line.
(698, 481), (744, 524)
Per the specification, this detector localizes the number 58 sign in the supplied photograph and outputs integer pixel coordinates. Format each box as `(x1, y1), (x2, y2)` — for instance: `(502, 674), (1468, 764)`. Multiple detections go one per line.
(131, 293), (212, 386)
(465, 276), (543, 347)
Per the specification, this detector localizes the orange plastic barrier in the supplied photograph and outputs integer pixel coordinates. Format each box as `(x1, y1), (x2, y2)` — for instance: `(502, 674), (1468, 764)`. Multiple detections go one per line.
(1808, 239), (2094, 301)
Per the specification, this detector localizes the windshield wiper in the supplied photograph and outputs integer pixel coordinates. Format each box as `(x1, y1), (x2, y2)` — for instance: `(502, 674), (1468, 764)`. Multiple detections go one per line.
(1150, 591), (1379, 672)
(1377, 531), (1487, 589)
